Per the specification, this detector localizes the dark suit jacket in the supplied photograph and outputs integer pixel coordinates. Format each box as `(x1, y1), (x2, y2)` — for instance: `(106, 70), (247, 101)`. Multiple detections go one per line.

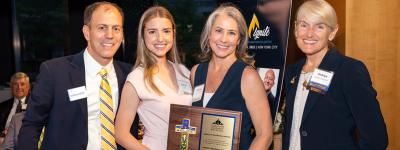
(283, 49), (388, 150)
(0, 97), (29, 133)
(267, 92), (277, 122)
(0, 98), (14, 132)
(17, 51), (138, 150)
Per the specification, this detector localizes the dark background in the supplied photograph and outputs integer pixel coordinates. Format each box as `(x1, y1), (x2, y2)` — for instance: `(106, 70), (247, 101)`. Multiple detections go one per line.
(0, 0), (303, 89)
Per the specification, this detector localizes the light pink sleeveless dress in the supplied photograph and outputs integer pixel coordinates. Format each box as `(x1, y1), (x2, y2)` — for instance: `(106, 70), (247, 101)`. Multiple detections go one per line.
(126, 62), (192, 150)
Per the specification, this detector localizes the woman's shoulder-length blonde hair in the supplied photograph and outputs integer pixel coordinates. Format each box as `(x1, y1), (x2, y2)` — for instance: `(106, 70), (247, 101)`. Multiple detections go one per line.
(134, 6), (181, 95)
(199, 3), (254, 65)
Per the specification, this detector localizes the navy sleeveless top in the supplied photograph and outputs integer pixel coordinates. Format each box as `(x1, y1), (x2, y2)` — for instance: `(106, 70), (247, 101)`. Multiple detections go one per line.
(192, 60), (254, 150)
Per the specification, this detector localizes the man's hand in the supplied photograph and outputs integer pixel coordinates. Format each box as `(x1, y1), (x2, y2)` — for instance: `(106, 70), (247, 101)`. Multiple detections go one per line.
(2, 129), (8, 136)
(0, 136), (4, 145)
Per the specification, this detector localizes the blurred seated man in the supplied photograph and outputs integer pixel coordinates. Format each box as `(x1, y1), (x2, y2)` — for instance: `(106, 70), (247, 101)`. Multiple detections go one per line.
(0, 72), (30, 140)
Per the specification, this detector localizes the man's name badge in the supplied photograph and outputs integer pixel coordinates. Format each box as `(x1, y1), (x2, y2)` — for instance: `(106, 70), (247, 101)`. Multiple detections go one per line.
(192, 84), (205, 102)
(178, 80), (192, 94)
(68, 86), (87, 101)
(21, 104), (27, 110)
(307, 68), (334, 94)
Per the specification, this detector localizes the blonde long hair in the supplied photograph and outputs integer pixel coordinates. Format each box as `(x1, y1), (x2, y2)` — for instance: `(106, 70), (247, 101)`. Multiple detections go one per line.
(134, 6), (181, 95)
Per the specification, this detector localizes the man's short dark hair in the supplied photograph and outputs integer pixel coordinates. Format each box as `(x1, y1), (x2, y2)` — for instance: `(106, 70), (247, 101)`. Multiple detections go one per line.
(83, 1), (124, 25)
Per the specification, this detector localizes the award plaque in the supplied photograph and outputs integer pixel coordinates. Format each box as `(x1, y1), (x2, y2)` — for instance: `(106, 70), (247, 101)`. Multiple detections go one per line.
(167, 104), (242, 150)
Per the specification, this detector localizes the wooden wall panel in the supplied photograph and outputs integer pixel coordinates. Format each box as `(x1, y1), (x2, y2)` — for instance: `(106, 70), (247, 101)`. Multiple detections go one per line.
(396, 28), (400, 149)
(326, 0), (345, 54)
(346, 0), (400, 149)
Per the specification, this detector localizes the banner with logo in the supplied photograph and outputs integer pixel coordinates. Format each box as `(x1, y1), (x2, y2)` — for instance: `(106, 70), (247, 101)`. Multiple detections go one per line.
(239, 0), (292, 123)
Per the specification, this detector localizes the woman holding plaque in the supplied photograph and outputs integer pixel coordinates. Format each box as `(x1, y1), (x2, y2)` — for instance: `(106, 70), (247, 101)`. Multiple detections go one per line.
(115, 6), (192, 150)
(283, 0), (388, 150)
(191, 4), (273, 150)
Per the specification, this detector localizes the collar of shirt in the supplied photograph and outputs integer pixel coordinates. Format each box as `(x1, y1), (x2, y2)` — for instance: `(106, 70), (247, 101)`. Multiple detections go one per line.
(14, 97), (26, 104)
(83, 48), (114, 77)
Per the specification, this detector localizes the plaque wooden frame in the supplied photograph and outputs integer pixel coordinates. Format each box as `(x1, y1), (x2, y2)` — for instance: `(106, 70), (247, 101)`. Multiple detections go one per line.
(167, 104), (242, 150)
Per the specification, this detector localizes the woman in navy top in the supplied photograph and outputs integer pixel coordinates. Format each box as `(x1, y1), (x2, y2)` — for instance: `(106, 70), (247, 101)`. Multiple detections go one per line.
(191, 4), (273, 150)
(283, 1), (387, 150)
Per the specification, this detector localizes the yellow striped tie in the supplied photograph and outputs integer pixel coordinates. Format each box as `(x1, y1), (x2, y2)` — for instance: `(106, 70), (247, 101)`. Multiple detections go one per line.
(38, 127), (45, 149)
(98, 69), (117, 150)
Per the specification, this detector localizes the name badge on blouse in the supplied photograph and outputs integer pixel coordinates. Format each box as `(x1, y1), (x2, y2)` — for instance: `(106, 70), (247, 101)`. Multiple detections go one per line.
(192, 84), (205, 102)
(307, 68), (334, 94)
(178, 80), (192, 94)
(68, 86), (87, 101)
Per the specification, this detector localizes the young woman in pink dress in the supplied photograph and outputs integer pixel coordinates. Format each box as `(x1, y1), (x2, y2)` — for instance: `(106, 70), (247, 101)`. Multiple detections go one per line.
(115, 6), (192, 150)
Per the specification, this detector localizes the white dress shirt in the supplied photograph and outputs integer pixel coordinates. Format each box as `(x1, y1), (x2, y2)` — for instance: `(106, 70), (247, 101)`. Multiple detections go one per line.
(289, 72), (312, 150)
(4, 97), (26, 130)
(83, 49), (119, 150)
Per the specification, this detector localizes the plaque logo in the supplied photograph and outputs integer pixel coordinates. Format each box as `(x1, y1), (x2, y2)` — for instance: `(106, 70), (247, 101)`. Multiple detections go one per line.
(211, 118), (224, 132)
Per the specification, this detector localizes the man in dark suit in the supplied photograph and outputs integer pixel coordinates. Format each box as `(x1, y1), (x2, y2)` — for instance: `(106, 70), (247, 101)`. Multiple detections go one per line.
(0, 72), (30, 138)
(17, 2), (137, 149)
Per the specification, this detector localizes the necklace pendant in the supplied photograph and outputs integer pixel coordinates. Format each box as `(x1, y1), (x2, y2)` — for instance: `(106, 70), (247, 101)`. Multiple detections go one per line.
(302, 80), (308, 90)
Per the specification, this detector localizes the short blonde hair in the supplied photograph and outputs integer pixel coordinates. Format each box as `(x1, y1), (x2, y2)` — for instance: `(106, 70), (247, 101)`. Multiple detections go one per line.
(296, 0), (338, 30)
(199, 4), (254, 65)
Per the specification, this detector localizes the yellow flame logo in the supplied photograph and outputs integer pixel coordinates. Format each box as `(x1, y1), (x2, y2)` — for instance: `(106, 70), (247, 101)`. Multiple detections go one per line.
(248, 14), (260, 38)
